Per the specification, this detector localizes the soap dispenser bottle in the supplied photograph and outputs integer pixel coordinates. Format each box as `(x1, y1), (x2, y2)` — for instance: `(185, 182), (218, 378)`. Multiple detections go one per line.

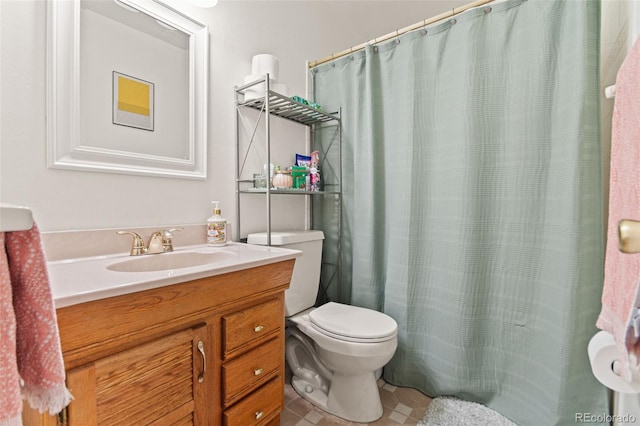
(207, 201), (228, 247)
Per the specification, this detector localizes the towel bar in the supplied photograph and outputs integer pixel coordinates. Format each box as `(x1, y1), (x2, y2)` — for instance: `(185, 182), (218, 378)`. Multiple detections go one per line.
(0, 204), (34, 232)
(605, 84), (616, 99)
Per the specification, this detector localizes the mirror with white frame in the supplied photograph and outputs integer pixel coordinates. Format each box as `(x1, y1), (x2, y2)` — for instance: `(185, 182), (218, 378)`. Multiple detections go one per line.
(47, 0), (208, 179)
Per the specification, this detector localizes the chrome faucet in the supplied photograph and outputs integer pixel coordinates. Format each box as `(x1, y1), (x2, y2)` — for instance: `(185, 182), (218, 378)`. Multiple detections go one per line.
(117, 227), (183, 256)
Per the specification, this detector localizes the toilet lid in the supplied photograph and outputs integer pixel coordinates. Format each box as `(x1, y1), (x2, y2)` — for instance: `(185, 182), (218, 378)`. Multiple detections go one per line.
(309, 302), (397, 342)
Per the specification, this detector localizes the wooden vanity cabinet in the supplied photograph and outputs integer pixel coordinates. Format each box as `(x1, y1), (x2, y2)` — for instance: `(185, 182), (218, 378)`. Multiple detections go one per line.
(23, 259), (294, 426)
(66, 325), (208, 425)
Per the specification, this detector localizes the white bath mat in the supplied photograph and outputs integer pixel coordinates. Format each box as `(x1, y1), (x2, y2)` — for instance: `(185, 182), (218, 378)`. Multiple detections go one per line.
(420, 396), (517, 426)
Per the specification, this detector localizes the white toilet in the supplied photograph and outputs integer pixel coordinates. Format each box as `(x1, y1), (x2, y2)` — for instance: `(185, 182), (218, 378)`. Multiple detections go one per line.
(247, 230), (398, 423)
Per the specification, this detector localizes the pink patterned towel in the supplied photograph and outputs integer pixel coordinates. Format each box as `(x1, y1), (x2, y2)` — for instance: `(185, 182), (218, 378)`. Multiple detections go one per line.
(0, 223), (72, 426)
(598, 36), (640, 378)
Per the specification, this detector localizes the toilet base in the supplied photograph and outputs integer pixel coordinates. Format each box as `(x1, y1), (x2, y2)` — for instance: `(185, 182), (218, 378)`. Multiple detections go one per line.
(291, 371), (383, 423)
(291, 376), (329, 414)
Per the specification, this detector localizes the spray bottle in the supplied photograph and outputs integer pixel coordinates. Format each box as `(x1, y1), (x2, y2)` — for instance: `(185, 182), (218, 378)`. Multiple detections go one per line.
(207, 201), (227, 247)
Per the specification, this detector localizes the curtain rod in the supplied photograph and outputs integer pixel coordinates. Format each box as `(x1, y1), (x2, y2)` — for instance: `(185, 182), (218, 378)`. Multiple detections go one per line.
(308, 0), (495, 68)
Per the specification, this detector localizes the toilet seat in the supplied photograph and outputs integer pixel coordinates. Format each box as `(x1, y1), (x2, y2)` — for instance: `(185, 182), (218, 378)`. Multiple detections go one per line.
(309, 302), (397, 343)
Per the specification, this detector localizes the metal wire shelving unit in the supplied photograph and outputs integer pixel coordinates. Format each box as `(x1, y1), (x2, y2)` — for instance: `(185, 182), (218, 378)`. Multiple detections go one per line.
(234, 74), (341, 240)
(234, 74), (342, 302)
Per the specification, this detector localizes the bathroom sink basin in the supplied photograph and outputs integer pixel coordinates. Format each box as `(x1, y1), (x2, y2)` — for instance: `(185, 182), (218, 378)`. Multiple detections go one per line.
(107, 251), (235, 273)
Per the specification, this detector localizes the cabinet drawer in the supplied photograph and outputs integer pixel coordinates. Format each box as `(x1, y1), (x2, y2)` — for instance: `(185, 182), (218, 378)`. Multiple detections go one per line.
(223, 377), (282, 426)
(223, 299), (282, 355)
(223, 337), (282, 405)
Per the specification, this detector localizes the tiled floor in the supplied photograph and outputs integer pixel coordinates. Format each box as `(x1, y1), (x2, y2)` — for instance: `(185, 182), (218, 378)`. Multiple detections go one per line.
(281, 364), (432, 425)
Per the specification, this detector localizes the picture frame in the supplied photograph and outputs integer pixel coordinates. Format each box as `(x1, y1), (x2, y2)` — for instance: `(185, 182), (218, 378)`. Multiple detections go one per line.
(47, 0), (208, 179)
(112, 71), (154, 131)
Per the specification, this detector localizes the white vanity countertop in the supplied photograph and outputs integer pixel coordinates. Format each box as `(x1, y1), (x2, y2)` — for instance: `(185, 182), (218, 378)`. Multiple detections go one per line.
(48, 242), (301, 309)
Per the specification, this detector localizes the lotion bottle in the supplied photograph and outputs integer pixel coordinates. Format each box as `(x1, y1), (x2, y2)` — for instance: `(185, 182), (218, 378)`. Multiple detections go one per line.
(207, 201), (228, 246)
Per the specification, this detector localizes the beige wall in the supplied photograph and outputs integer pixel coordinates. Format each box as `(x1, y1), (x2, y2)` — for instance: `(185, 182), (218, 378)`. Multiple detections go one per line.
(1, 0), (634, 239)
(0, 0), (467, 236)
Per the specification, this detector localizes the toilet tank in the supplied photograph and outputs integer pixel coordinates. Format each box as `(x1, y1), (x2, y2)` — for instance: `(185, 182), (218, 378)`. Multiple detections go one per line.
(247, 230), (324, 316)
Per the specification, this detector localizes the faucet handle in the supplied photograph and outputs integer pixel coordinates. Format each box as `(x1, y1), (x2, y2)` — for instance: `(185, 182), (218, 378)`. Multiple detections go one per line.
(161, 227), (183, 252)
(117, 231), (146, 256)
(147, 231), (165, 254)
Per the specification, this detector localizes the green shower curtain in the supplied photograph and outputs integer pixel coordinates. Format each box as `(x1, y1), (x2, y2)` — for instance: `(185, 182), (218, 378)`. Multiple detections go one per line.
(312, 0), (607, 425)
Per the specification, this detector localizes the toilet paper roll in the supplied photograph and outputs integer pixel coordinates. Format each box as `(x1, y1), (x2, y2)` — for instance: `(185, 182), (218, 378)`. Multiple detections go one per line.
(244, 74), (274, 86)
(242, 75), (287, 101)
(272, 82), (288, 96)
(251, 54), (279, 81)
(243, 74), (274, 101)
(588, 331), (640, 393)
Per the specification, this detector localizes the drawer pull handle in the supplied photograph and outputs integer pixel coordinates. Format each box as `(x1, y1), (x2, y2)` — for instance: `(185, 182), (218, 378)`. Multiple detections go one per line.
(254, 368), (263, 376)
(254, 325), (264, 333)
(255, 411), (264, 420)
(197, 340), (206, 383)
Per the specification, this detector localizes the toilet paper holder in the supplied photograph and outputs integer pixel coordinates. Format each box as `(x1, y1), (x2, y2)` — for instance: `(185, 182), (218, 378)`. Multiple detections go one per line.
(612, 359), (622, 375)
(614, 219), (640, 376)
(589, 331), (640, 393)
(585, 220), (640, 393)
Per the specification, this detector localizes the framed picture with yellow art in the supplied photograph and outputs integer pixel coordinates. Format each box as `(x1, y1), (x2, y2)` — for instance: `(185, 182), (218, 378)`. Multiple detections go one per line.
(47, 0), (208, 179)
(112, 71), (154, 131)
